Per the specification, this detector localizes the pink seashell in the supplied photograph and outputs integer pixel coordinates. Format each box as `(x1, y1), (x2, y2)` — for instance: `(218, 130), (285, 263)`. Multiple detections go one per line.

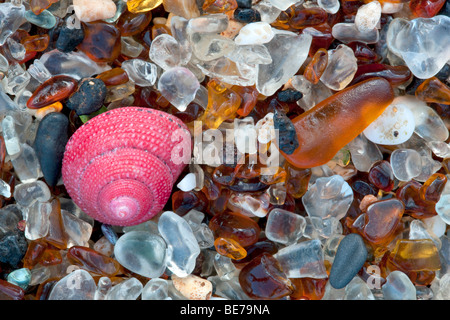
(62, 107), (192, 226)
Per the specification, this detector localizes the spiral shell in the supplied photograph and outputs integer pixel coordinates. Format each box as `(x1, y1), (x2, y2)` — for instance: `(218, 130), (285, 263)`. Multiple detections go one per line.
(62, 107), (192, 226)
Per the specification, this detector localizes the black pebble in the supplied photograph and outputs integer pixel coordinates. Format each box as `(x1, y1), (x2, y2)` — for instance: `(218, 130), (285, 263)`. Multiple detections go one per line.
(233, 8), (261, 23)
(236, 0), (252, 9)
(329, 233), (368, 289)
(34, 112), (69, 187)
(65, 78), (107, 115)
(0, 230), (28, 267)
(277, 89), (303, 103)
(56, 26), (85, 53)
(273, 108), (299, 155)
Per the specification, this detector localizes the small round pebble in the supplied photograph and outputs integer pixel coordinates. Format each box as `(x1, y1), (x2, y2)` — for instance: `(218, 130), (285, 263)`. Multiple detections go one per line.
(233, 8), (261, 23)
(34, 112), (69, 187)
(172, 274), (213, 300)
(363, 102), (415, 145)
(65, 78), (107, 115)
(329, 233), (368, 289)
(234, 22), (275, 45)
(56, 26), (85, 53)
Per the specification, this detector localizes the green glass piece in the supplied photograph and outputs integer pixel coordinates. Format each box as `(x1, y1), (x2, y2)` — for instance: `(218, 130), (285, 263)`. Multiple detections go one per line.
(79, 106), (108, 123)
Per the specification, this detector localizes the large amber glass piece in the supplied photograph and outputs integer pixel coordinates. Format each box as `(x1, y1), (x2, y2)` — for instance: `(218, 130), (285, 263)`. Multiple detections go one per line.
(78, 22), (122, 63)
(239, 253), (293, 300)
(67, 246), (123, 277)
(387, 239), (441, 272)
(209, 211), (260, 247)
(27, 75), (78, 109)
(280, 78), (394, 168)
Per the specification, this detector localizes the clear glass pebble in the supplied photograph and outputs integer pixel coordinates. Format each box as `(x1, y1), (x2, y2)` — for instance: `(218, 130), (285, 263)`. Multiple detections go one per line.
(121, 59), (157, 87)
(273, 239), (328, 278)
(320, 44), (357, 91)
(106, 277), (143, 300)
(382, 270), (416, 300)
(142, 278), (171, 300)
(344, 277), (375, 300)
(48, 269), (97, 300)
(318, 0), (340, 14)
(214, 253), (238, 281)
(386, 16), (450, 79)
(302, 175), (353, 221)
(61, 210), (93, 247)
(158, 66), (200, 112)
(11, 143), (42, 183)
(332, 23), (379, 44)
(265, 208), (306, 245)
(13, 180), (51, 207)
(94, 276), (112, 300)
(0, 2), (25, 46)
(149, 34), (183, 70)
(24, 201), (51, 240)
(256, 29), (312, 96)
(114, 231), (167, 278)
(347, 134), (383, 172)
(158, 211), (201, 277)
(390, 149), (422, 182)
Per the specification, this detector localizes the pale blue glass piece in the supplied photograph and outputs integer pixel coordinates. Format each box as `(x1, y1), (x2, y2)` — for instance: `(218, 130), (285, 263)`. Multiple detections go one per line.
(7, 268), (32, 290)
(25, 9), (57, 29)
